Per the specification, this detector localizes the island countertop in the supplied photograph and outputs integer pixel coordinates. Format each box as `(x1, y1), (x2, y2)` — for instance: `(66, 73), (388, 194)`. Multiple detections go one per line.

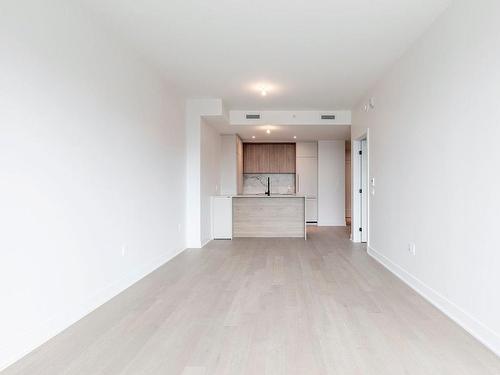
(232, 195), (306, 239)
(231, 194), (306, 198)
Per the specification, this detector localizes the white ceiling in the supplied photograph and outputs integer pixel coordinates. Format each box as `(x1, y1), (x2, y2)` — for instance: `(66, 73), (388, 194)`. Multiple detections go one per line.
(82, 0), (451, 110)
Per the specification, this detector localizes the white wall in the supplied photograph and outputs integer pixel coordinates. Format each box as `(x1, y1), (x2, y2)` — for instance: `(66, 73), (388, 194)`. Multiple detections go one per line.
(318, 141), (345, 226)
(352, 0), (500, 355)
(200, 120), (221, 246)
(185, 99), (224, 248)
(0, 0), (186, 370)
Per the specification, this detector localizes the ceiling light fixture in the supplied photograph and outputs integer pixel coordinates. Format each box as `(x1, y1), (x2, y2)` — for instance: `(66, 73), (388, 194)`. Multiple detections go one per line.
(252, 135), (256, 139)
(293, 136), (297, 139)
(250, 82), (277, 97)
(266, 129), (271, 134)
(258, 84), (270, 97)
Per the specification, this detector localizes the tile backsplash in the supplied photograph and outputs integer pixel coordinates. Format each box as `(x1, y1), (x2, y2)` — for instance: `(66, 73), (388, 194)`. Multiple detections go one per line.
(243, 174), (296, 195)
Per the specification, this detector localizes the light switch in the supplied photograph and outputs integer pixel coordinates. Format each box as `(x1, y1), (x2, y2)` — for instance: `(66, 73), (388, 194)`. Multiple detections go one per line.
(370, 177), (375, 187)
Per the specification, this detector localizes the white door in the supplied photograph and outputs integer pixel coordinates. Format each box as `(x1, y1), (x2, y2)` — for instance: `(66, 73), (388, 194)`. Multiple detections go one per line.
(296, 157), (318, 198)
(360, 140), (368, 242)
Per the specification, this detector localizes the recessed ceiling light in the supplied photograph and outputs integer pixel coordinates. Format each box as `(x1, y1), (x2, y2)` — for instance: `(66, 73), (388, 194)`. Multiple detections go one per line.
(254, 83), (273, 97)
(252, 135), (256, 139)
(250, 82), (279, 97)
(293, 136), (297, 139)
(259, 85), (269, 96)
(266, 129), (271, 134)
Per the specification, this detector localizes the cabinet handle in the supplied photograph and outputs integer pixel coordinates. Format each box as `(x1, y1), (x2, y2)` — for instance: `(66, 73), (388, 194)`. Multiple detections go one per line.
(297, 174), (300, 192)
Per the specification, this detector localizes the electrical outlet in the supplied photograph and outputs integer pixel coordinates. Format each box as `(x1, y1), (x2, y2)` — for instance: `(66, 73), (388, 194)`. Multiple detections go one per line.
(408, 243), (416, 256)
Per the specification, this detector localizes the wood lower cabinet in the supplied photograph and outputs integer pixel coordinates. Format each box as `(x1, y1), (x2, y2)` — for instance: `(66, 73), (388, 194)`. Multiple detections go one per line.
(243, 143), (296, 174)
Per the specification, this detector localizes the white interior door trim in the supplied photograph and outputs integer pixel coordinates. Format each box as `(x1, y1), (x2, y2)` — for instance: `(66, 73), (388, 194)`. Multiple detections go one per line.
(351, 129), (370, 245)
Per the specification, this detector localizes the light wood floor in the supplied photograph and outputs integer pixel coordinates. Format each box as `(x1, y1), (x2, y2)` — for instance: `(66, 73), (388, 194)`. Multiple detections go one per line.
(3, 227), (499, 375)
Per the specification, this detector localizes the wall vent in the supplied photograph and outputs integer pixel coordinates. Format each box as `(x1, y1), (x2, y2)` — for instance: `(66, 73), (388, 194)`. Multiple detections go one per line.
(245, 114), (261, 120)
(321, 114), (336, 120)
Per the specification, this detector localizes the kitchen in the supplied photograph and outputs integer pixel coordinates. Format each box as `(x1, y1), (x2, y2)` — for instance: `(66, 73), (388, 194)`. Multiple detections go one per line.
(211, 132), (346, 240)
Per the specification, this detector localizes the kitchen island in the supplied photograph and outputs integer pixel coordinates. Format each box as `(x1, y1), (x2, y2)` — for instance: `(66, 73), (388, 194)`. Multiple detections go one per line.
(232, 195), (306, 239)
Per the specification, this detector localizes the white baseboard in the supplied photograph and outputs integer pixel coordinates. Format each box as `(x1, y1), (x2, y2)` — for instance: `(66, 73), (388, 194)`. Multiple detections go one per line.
(187, 238), (212, 249)
(200, 238), (211, 248)
(368, 246), (500, 357)
(1, 246), (187, 372)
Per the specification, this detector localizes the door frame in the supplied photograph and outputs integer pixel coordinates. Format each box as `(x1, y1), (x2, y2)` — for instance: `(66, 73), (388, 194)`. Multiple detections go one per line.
(351, 129), (370, 245)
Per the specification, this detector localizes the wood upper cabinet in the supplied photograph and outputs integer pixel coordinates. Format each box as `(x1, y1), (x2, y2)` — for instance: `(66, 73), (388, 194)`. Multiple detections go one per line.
(279, 143), (296, 173)
(257, 144), (270, 172)
(243, 143), (259, 173)
(268, 144), (281, 173)
(243, 143), (295, 173)
(236, 136), (244, 194)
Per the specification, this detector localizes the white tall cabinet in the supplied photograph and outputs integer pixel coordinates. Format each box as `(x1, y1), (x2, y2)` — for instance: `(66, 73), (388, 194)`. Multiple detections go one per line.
(220, 135), (243, 195)
(211, 196), (232, 239)
(213, 135), (242, 240)
(296, 142), (318, 223)
(317, 141), (345, 226)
